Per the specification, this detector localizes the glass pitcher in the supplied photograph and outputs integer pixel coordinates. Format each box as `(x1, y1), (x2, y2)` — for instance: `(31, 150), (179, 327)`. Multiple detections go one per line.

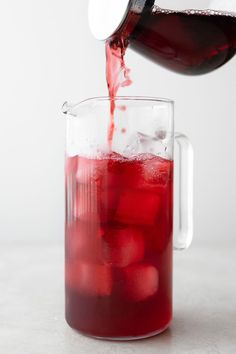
(63, 97), (193, 340)
(88, 0), (236, 75)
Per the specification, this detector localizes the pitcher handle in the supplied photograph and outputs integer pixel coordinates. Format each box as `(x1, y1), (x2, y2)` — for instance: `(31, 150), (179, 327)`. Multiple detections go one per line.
(174, 133), (194, 250)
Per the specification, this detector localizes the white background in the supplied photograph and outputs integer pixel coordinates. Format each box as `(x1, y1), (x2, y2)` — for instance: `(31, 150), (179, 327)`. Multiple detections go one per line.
(0, 0), (236, 246)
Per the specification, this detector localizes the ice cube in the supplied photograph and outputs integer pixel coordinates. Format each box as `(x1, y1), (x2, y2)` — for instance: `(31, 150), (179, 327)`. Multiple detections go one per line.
(74, 181), (121, 224)
(65, 220), (102, 262)
(102, 227), (144, 267)
(123, 134), (142, 158)
(76, 154), (122, 188)
(122, 264), (159, 301)
(142, 156), (172, 189)
(74, 154), (126, 222)
(74, 183), (99, 222)
(66, 261), (112, 296)
(115, 189), (161, 226)
(155, 129), (167, 140)
(137, 131), (168, 155)
(76, 156), (108, 186)
(114, 154), (172, 193)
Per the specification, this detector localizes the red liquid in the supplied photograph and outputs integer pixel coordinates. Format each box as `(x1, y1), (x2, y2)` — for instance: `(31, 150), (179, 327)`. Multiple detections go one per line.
(127, 6), (236, 75)
(65, 152), (173, 338)
(106, 39), (131, 145)
(105, 7), (236, 143)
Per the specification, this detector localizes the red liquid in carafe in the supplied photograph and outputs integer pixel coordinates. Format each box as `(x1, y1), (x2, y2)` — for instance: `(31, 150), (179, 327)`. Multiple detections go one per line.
(105, 7), (236, 142)
(128, 6), (236, 75)
(65, 152), (173, 338)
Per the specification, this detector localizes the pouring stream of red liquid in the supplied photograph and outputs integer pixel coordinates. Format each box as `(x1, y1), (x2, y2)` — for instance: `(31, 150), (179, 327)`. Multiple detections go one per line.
(106, 38), (132, 147)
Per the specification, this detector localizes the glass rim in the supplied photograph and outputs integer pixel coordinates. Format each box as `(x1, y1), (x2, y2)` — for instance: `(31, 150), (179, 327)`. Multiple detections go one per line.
(62, 96), (174, 115)
(80, 96), (174, 104)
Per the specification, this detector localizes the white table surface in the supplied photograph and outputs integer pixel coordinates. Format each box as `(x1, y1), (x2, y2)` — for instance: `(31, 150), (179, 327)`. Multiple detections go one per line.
(1, 240), (236, 354)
